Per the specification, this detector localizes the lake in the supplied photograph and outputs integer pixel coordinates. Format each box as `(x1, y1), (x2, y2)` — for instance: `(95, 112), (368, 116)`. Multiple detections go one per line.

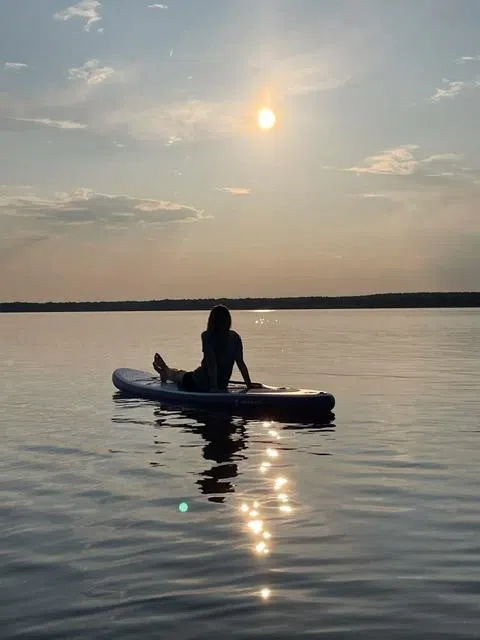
(1, 309), (479, 639)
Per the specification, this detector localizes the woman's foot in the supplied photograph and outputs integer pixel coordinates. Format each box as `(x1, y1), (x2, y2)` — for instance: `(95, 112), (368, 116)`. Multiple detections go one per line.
(153, 353), (168, 383)
(154, 352), (168, 369)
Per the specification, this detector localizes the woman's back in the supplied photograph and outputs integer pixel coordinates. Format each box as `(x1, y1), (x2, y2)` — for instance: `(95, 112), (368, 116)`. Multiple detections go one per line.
(194, 329), (242, 390)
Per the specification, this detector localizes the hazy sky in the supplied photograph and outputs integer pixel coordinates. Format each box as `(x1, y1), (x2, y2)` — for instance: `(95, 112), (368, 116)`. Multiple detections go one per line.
(1, 0), (479, 301)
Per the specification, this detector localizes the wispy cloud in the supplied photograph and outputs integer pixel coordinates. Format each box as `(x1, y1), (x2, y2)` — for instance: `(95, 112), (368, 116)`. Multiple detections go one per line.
(345, 145), (421, 175)
(0, 188), (206, 230)
(68, 59), (115, 85)
(148, 3), (168, 9)
(53, 0), (102, 32)
(216, 187), (251, 195)
(10, 117), (87, 130)
(0, 184), (33, 193)
(4, 62), (30, 71)
(456, 55), (480, 64)
(422, 153), (463, 165)
(252, 51), (350, 98)
(105, 99), (244, 142)
(326, 145), (466, 177)
(280, 52), (350, 96)
(427, 79), (473, 102)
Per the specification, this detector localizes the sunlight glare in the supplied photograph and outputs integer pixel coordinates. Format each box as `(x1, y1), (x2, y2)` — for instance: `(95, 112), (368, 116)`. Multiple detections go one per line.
(256, 541), (267, 553)
(248, 519), (263, 534)
(257, 107), (276, 130)
(260, 587), (271, 600)
(280, 504), (293, 514)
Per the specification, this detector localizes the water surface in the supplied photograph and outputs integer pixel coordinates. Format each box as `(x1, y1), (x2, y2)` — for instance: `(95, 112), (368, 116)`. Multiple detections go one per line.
(1, 309), (479, 639)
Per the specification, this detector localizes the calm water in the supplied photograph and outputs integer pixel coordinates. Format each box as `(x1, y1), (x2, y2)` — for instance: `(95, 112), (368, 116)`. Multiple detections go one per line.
(1, 309), (479, 639)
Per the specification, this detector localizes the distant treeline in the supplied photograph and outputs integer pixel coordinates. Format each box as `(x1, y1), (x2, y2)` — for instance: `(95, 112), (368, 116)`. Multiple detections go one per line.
(1, 292), (479, 313)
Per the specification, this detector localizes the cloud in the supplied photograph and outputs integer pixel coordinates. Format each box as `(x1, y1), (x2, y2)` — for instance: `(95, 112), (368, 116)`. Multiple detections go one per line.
(216, 187), (251, 195)
(4, 62), (29, 71)
(251, 51), (350, 99)
(345, 144), (421, 175)
(10, 117), (87, 129)
(105, 99), (244, 142)
(0, 188), (206, 231)
(68, 59), (115, 85)
(427, 79), (472, 102)
(331, 145), (466, 177)
(279, 52), (350, 96)
(456, 55), (480, 64)
(148, 3), (168, 8)
(422, 153), (464, 165)
(53, 1), (102, 32)
(0, 184), (33, 192)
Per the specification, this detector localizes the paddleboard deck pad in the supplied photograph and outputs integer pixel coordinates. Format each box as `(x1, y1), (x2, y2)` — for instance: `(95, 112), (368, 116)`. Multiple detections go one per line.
(112, 368), (335, 414)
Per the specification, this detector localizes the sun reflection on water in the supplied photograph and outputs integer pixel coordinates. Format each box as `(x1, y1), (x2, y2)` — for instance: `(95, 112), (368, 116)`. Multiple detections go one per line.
(240, 420), (297, 563)
(239, 419), (300, 602)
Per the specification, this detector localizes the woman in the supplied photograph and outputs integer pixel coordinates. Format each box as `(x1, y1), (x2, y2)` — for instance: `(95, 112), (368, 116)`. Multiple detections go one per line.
(153, 305), (261, 392)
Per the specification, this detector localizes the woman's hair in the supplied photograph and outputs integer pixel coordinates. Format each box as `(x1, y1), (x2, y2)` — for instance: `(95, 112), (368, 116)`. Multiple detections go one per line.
(206, 305), (231, 346)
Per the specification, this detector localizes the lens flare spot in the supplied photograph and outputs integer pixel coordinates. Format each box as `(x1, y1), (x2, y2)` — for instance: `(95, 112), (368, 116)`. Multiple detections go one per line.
(260, 587), (271, 600)
(256, 541), (267, 553)
(263, 531), (272, 540)
(278, 493), (289, 503)
(178, 502), (189, 513)
(274, 477), (287, 490)
(266, 448), (279, 459)
(249, 510), (259, 517)
(260, 462), (272, 473)
(241, 503), (249, 513)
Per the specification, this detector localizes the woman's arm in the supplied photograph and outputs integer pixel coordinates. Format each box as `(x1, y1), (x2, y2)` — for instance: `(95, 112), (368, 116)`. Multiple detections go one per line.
(236, 357), (252, 388)
(234, 333), (260, 389)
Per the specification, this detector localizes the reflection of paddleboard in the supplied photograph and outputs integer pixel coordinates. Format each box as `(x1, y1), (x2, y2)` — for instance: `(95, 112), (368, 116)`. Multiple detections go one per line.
(112, 368), (335, 414)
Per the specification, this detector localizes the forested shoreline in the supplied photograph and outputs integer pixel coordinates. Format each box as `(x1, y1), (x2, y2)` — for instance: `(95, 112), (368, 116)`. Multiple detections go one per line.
(1, 292), (479, 313)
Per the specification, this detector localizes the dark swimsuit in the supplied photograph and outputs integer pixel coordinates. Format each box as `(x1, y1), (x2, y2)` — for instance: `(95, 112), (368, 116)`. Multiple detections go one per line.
(180, 371), (198, 392)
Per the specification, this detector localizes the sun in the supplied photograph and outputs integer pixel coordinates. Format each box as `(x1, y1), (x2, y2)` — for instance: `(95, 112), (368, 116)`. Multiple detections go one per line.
(257, 107), (276, 130)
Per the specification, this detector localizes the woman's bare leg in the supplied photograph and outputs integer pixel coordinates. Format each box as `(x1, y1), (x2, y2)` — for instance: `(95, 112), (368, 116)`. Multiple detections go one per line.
(153, 353), (186, 385)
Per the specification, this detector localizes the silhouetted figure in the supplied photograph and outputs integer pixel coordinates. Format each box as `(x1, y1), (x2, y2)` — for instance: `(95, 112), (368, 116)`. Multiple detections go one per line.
(153, 305), (261, 392)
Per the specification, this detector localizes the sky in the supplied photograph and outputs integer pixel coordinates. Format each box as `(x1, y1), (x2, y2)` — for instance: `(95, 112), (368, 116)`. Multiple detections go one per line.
(1, 0), (479, 301)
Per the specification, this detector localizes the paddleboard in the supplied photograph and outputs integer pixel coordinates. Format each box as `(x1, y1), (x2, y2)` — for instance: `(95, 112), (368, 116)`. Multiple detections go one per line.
(112, 368), (335, 414)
